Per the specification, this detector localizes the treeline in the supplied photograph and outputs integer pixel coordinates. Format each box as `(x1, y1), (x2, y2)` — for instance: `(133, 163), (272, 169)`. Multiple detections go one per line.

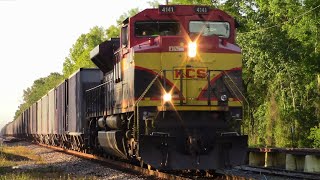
(14, 0), (320, 147)
(14, 73), (65, 119)
(232, 0), (320, 148)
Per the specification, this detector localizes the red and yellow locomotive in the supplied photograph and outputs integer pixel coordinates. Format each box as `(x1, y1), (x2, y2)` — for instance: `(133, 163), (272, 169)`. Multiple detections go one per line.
(88, 5), (247, 170)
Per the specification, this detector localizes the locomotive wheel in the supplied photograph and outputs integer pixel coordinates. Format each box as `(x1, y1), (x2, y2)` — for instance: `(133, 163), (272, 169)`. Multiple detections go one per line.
(206, 170), (216, 177)
(139, 160), (145, 168)
(140, 160), (153, 170)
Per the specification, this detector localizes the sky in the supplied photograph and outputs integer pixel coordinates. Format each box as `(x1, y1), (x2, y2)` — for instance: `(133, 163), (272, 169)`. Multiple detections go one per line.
(0, 0), (165, 129)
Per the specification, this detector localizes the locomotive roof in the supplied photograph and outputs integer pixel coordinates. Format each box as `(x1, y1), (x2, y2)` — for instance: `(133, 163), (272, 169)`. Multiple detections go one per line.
(129, 5), (233, 21)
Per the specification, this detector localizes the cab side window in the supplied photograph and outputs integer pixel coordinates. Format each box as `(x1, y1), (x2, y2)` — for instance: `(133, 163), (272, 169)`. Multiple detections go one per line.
(121, 26), (128, 47)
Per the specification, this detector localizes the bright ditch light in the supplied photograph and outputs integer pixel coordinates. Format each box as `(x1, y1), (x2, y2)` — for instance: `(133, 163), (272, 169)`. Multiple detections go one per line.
(163, 93), (172, 102)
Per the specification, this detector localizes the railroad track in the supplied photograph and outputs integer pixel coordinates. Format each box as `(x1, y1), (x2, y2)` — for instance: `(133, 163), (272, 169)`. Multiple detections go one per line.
(38, 143), (193, 180)
(37, 143), (249, 180)
(10, 138), (318, 179)
(236, 165), (320, 180)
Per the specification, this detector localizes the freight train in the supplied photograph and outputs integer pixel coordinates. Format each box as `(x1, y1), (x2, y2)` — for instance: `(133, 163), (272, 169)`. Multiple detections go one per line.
(1, 5), (247, 170)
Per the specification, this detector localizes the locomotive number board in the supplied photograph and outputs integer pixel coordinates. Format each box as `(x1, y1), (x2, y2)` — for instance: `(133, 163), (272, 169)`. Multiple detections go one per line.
(158, 5), (210, 14)
(194, 6), (210, 14)
(159, 5), (176, 13)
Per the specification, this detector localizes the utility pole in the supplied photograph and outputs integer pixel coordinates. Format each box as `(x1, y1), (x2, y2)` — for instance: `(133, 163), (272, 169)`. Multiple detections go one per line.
(166, 0), (169, 5)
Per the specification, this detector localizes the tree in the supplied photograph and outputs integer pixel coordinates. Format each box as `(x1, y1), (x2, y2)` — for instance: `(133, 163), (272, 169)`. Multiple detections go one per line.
(62, 26), (107, 77)
(14, 72), (64, 119)
(63, 9), (139, 77)
(171, 0), (212, 5)
(237, 0), (320, 147)
(148, 0), (163, 7)
(105, 8), (139, 40)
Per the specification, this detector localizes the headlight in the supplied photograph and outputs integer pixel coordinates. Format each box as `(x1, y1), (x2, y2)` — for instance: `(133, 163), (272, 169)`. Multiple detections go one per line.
(163, 93), (172, 102)
(188, 42), (197, 58)
(220, 95), (227, 102)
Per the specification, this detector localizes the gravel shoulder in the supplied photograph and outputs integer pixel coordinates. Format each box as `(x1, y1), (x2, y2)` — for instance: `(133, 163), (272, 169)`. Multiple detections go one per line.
(1, 139), (308, 180)
(1, 140), (148, 180)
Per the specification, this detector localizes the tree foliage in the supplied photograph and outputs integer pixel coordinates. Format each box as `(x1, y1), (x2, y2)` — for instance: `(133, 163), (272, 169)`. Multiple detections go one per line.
(239, 0), (320, 147)
(106, 8), (139, 40)
(14, 73), (64, 119)
(63, 9), (139, 77)
(171, 0), (213, 5)
(148, 0), (162, 7)
(62, 26), (107, 77)
(309, 125), (320, 148)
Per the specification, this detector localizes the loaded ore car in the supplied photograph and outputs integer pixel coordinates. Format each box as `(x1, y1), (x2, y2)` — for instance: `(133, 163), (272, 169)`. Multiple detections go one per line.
(55, 80), (68, 146)
(0, 123), (10, 137)
(33, 68), (102, 149)
(2, 68), (102, 149)
(86, 5), (248, 170)
(66, 68), (103, 150)
(30, 103), (37, 139)
(36, 98), (42, 142)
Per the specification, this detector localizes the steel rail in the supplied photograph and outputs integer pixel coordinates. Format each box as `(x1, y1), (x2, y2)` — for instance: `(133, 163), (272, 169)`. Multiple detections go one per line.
(237, 166), (320, 180)
(37, 143), (192, 180)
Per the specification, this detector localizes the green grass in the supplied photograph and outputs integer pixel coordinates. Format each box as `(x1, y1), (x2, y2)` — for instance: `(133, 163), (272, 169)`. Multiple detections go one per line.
(0, 145), (43, 167)
(0, 144), (65, 179)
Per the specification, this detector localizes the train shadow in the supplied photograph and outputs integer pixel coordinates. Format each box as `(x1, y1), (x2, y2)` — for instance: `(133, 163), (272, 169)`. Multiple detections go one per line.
(0, 151), (30, 161)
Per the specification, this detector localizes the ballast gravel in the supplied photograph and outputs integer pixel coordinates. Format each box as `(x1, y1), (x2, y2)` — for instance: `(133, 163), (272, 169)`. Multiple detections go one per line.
(8, 141), (147, 180)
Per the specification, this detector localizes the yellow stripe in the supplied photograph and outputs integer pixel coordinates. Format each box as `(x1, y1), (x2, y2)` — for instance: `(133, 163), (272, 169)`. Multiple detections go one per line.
(228, 101), (242, 106)
(137, 99), (242, 108)
(137, 100), (161, 106)
(157, 105), (229, 111)
(134, 52), (242, 70)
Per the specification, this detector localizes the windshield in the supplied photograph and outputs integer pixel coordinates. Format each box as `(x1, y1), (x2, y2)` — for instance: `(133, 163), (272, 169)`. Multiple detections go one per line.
(189, 21), (230, 38)
(135, 21), (180, 37)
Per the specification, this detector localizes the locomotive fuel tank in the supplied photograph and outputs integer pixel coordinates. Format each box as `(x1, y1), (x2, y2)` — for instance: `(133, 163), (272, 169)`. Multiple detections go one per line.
(97, 116), (122, 129)
(97, 115), (126, 158)
(106, 116), (122, 129)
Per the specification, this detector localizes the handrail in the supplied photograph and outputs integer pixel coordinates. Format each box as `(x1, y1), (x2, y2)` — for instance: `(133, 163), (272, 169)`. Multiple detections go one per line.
(85, 80), (113, 92)
(134, 70), (163, 140)
(135, 70), (163, 105)
(222, 71), (251, 135)
(222, 71), (249, 106)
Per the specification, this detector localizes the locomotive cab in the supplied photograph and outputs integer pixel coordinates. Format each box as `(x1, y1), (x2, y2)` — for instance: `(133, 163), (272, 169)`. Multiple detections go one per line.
(88, 5), (247, 170)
